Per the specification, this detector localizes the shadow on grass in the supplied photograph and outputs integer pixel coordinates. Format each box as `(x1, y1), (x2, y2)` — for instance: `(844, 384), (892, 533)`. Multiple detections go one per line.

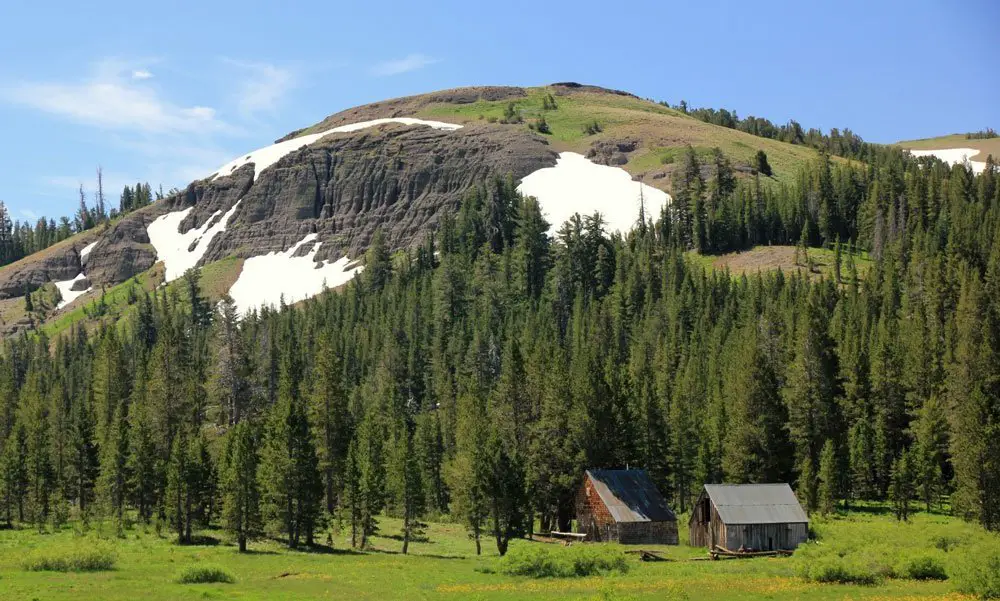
(381, 533), (433, 544)
(365, 548), (466, 560)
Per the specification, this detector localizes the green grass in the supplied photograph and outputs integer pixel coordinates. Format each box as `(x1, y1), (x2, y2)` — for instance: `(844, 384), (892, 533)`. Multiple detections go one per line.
(0, 508), (997, 600)
(36, 256), (244, 341)
(177, 565), (236, 584)
(23, 546), (116, 572)
(686, 245), (874, 283)
(416, 86), (823, 184)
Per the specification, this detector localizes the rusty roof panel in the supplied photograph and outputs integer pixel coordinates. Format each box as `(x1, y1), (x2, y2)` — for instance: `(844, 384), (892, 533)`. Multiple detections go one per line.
(586, 469), (677, 523)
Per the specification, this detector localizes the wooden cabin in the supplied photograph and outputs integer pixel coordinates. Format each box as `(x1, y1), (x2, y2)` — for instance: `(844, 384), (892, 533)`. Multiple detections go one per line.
(575, 469), (678, 545)
(689, 484), (808, 552)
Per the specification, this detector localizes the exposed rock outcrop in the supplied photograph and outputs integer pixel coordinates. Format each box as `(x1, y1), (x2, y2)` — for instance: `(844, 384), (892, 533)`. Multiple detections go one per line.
(205, 122), (556, 264)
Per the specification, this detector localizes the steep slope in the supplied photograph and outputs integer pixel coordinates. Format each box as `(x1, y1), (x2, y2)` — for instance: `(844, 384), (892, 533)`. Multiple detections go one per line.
(0, 83), (831, 335)
(897, 134), (999, 174)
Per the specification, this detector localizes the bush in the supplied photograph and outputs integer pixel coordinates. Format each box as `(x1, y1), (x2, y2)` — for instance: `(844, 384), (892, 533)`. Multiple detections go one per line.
(952, 545), (1000, 599)
(901, 553), (948, 580)
(582, 120), (602, 136)
(499, 545), (630, 578)
(177, 566), (236, 584)
(24, 547), (116, 572)
(800, 556), (883, 586)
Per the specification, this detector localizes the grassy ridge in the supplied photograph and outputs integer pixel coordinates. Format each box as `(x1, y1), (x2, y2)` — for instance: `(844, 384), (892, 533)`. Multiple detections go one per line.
(417, 87), (825, 184)
(896, 134), (1000, 162)
(0, 508), (996, 600)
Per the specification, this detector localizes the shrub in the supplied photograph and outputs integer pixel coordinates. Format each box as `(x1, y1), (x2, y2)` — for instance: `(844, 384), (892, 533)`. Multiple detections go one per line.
(952, 545), (1000, 599)
(582, 120), (602, 136)
(901, 553), (948, 580)
(177, 566), (236, 584)
(800, 556), (882, 586)
(499, 545), (630, 578)
(24, 547), (116, 572)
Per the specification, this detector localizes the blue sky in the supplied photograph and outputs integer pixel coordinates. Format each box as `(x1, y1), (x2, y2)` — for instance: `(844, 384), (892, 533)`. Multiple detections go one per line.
(1, 0), (997, 220)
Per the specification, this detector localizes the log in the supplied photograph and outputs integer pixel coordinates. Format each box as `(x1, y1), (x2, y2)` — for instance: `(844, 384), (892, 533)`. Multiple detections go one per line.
(548, 531), (587, 541)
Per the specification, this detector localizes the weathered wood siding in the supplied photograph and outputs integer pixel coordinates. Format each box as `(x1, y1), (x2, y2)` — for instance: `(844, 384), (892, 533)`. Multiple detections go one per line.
(575, 478), (678, 544)
(689, 492), (724, 548)
(618, 521), (679, 545)
(725, 522), (808, 551)
(689, 490), (807, 551)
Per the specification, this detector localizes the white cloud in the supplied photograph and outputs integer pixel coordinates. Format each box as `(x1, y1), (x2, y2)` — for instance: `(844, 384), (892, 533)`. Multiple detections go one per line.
(222, 59), (295, 117)
(3, 59), (227, 135)
(132, 69), (153, 80)
(20, 209), (39, 221)
(371, 53), (438, 76)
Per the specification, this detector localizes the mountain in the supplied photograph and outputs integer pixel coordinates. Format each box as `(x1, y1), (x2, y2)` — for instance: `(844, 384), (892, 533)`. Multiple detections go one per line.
(0, 83), (830, 337)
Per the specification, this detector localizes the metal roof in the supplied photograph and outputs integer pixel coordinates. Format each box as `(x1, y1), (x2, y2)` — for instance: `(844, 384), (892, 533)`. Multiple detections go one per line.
(585, 469), (677, 523)
(703, 484), (809, 525)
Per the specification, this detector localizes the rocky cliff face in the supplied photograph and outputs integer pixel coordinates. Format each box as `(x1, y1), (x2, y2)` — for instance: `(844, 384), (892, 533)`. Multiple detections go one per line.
(0, 116), (555, 301)
(200, 122), (556, 265)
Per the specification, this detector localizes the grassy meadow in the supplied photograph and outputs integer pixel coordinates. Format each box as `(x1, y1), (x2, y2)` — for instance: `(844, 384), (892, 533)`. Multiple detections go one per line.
(1, 506), (998, 600)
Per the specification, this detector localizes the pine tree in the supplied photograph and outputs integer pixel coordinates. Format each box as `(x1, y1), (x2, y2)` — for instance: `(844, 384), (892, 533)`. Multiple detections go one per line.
(97, 402), (130, 536)
(889, 449), (915, 521)
(483, 427), (526, 556)
(258, 325), (322, 548)
(388, 424), (424, 554)
(310, 332), (351, 516)
(722, 320), (790, 483)
(912, 395), (949, 512)
(20, 372), (55, 530)
(222, 421), (261, 552)
(66, 389), (98, 518)
(165, 427), (192, 543)
(947, 271), (1000, 530)
(817, 439), (838, 515)
(0, 424), (28, 525)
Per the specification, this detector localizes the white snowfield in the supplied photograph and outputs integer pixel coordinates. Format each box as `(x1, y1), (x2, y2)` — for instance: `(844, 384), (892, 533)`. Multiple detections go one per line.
(211, 117), (462, 182)
(228, 233), (364, 315)
(517, 152), (671, 235)
(79, 241), (97, 261)
(54, 273), (91, 310)
(146, 201), (242, 283)
(907, 148), (991, 175)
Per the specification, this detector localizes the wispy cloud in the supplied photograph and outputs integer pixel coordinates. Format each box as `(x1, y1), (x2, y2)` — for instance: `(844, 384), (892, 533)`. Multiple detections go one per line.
(3, 59), (227, 135)
(221, 58), (296, 117)
(132, 69), (153, 80)
(20, 209), (39, 221)
(371, 53), (438, 77)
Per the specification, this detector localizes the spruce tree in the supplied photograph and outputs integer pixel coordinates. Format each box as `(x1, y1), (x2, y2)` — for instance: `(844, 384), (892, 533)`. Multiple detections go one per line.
(97, 402), (130, 536)
(889, 449), (915, 521)
(222, 421), (261, 552)
(817, 439), (838, 515)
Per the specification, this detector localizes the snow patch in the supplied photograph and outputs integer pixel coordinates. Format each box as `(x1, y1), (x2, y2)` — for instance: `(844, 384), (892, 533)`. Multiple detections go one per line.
(146, 201), (241, 283)
(229, 233), (364, 315)
(53, 273), (91, 310)
(517, 152), (671, 234)
(908, 148), (991, 175)
(79, 241), (97, 260)
(212, 117), (462, 181)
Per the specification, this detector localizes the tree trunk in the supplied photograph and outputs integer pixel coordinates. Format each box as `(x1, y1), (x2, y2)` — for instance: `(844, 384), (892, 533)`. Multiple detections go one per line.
(402, 506), (410, 555)
(287, 497), (295, 548)
(238, 531), (247, 553)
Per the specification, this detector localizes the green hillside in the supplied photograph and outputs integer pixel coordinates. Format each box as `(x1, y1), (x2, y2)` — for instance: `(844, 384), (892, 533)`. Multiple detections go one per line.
(896, 133), (1000, 162)
(415, 86), (825, 185)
